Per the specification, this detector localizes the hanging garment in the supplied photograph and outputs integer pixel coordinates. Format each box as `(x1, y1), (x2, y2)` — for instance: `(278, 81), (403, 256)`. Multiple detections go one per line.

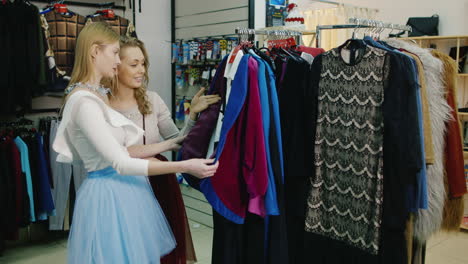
(87, 15), (137, 37)
(149, 155), (195, 264)
(430, 50), (467, 232)
(278, 55), (312, 264)
(180, 57), (228, 188)
(296, 45), (326, 57)
(0, 140), (14, 254)
(430, 50), (467, 198)
(14, 137), (36, 223)
(0, 138), (21, 241)
(36, 133), (56, 219)
(212, 211), (265, 264)
(400, 51), (435, 165)
(24, 135), (44, 221)
(206, 50), (244, 158)
(303, 44), (416, 264)
(196, 55), (268, 223)
(386, 39), (451, 243)
(49, 120), (73, 230)
(44, 10), (86, 76)
(249, 50), (280, 216)
(0, 1), (42, 114)
(263, 53), (289, 264)
(305, 45), (388, 255)
(364, 37), (428, 212)
(40, 14), (69, 93)
(6, 138), (23, 239)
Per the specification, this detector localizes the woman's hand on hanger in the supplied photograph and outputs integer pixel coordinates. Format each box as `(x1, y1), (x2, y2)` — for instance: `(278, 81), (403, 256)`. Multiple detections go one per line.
(189, 87), (221, 120)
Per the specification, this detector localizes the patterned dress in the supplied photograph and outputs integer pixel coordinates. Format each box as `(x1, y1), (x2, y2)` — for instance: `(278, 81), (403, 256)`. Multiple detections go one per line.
(305, 45), (390, 254)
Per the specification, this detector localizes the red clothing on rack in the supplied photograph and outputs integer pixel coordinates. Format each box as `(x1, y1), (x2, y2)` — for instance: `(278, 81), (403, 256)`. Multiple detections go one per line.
(296, 45), (326, 57)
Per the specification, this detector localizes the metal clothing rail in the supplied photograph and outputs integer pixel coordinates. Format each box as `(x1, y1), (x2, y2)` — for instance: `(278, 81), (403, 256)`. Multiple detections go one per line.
(316, 17), (412, 48)
(235, 27), (317, 46)
(235, 27), (304, 37)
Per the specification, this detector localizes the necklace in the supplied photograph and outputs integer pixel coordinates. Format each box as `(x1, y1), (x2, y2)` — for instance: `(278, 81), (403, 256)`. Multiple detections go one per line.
(123, 111), (142, 120)
(65, 82), (111, 97)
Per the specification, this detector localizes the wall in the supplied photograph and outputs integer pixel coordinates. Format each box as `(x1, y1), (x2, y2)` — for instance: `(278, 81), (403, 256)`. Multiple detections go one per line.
(293, 0), (468, 36)
(126, 0), (172, 111)
(175, 0), (249, 39)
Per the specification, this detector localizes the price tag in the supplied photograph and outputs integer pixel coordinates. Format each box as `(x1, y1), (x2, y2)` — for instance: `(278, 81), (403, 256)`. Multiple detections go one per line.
(229, 46), (241, 64)
(202, 70), (209, 80)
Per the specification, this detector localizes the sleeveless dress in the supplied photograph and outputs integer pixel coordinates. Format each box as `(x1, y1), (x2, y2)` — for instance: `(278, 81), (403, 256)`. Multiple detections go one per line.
(53, 91), (176, 263)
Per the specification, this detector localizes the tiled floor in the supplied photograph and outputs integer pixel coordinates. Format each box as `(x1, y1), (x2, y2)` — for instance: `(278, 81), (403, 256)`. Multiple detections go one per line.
(1, 224), (467, 264)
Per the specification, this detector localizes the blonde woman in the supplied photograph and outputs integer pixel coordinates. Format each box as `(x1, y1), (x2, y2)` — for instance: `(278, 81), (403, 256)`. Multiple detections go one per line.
(107, 36), (220, 264)
(52, 22), (218, 264)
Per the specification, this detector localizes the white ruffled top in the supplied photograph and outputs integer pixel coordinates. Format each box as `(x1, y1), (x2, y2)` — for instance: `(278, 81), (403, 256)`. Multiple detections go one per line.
(52, 90), (149, 176)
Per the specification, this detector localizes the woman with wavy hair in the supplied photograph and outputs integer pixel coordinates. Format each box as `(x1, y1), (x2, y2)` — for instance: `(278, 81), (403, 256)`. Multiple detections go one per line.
(108, 36), (220, 264)
(53, 22), (218, 264)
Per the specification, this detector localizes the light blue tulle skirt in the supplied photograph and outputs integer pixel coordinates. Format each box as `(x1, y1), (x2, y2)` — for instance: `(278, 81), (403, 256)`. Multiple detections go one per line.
(67, 167), (176, 264)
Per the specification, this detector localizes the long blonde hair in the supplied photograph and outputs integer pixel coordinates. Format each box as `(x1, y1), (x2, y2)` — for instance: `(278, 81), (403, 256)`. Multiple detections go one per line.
(109, 36), (152, 115)
(68, 22), (120, 86)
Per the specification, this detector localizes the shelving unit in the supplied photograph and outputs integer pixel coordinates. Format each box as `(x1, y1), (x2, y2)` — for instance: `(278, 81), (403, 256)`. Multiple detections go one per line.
(403, 35), (468, 231)
(400, 35), (468, 106)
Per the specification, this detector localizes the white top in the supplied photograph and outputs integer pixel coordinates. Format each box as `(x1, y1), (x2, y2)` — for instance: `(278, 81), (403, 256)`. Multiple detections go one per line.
(116, 91), (195, 145)
(206, 49), (243, 158)
(53, 90), (149, 176)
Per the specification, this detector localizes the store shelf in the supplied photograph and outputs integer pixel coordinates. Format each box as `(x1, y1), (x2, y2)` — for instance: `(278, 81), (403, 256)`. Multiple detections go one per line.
(458, 112), (468, 120)
(464, 151), (468, 159)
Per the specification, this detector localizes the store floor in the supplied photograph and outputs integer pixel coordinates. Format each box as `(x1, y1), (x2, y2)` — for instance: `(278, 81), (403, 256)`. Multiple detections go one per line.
(1, 222), (467, 264)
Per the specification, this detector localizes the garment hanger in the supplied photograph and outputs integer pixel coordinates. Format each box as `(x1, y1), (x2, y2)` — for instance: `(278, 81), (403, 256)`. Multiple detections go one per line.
(92, 8), (116, 19)
(341, 18), (366, 49)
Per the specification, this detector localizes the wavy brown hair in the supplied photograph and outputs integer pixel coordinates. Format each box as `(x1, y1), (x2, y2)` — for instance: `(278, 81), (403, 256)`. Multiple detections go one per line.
(107, 36), (152, 115)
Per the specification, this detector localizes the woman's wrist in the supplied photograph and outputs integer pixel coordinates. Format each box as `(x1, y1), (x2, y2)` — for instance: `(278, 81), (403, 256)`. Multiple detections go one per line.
(161, 140), (173, 152)
(178, 160), (188, 173)
(189, 112), (198, 121)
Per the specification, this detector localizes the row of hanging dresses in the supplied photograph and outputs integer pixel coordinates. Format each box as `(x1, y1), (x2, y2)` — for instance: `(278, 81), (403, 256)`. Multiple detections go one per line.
(301, 37), (467, 264)
(42, 6), (137, 77)
(180, 51), (281, 264)
(179, 43), (326, 264)
(0, 122), (56, 255)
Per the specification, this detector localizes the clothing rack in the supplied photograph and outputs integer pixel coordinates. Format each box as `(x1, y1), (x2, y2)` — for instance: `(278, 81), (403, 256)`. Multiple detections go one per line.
(235, 27), (305, 37)
(33, 0), (126, 11)
(235, 27), (316, 46)
(316, 17), (413, 48)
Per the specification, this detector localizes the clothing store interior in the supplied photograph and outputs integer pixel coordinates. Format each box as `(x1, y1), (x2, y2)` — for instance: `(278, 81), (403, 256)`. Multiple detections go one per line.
(1, 0), (468, 263)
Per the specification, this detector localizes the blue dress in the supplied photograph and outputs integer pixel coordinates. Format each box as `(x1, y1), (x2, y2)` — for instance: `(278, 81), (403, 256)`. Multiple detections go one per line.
(67, 167), (176, 263)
